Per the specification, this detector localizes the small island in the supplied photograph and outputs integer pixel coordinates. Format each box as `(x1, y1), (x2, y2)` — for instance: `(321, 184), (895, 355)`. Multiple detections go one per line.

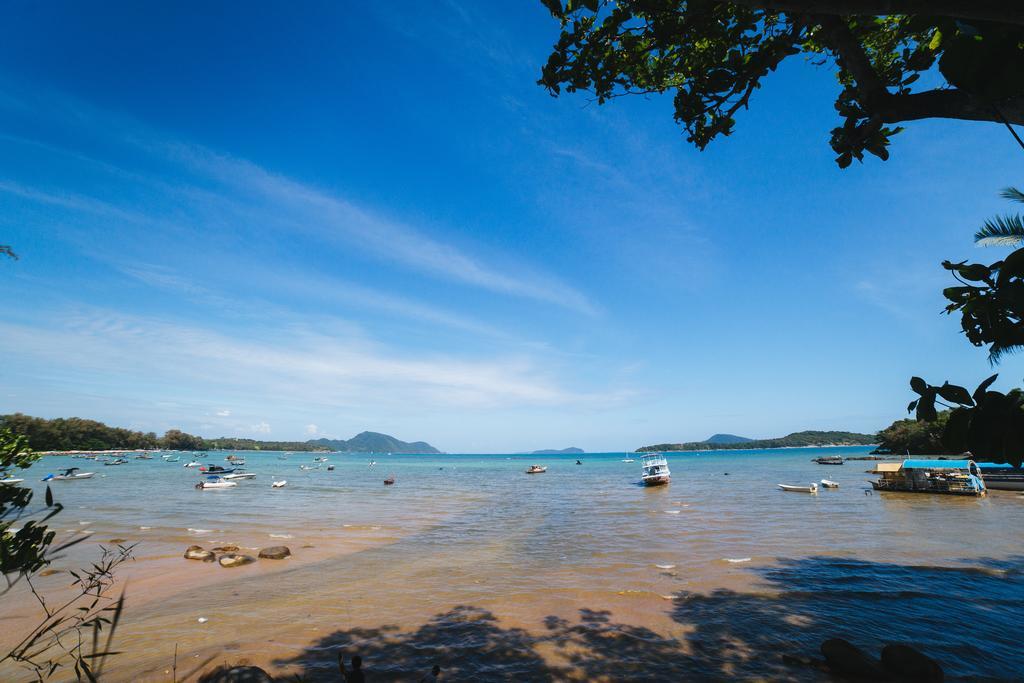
(530, 447), (584, 455)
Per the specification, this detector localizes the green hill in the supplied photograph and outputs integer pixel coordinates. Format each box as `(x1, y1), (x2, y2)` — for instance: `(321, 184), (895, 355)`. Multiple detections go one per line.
(638, 430), (876, 452)
(704, 433), (753, 444)
(308, 431), (440, 454)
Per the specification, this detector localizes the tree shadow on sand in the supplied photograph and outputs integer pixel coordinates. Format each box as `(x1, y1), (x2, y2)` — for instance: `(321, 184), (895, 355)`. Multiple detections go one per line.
(275, 555), (1024, 681)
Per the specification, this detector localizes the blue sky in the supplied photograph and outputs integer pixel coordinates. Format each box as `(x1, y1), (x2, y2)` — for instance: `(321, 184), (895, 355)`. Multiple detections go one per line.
(1, 2), (1022, 452)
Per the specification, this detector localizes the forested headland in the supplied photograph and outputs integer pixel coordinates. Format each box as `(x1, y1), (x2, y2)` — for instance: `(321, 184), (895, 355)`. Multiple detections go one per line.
(637, 430), (876, 452)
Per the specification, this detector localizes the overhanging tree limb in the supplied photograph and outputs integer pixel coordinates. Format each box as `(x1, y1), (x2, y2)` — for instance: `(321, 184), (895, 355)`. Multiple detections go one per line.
(731, 0), (1024, 26)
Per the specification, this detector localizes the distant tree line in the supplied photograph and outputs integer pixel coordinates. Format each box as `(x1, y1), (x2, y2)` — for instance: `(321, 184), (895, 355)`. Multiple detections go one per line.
(637, 430), (877, 452)
(0, 414), (325, 452)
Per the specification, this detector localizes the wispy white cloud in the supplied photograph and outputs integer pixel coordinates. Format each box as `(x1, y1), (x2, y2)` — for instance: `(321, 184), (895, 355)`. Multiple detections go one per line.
(250, 421), (271, 434)
(216, 409), (231, 417)
(0, 310), (630, 417)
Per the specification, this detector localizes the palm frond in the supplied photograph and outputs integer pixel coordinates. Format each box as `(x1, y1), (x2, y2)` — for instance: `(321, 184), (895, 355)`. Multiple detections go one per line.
(974, 213), (1024, 247)
(1000, 187), (1024, 204)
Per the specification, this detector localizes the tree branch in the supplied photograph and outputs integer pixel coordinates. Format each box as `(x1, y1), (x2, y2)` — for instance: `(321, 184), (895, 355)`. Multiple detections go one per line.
(730, 0), (1024, 26)
(878, 90), (1024, 125)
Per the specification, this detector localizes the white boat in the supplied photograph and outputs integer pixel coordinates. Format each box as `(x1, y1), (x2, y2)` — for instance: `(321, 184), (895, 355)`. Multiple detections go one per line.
(779, 483), (818, 493)
(272, 480), (287, 488)
(0, 478), (25, 485)
(299, 464), (319, 471)
(104, 458), (128, 466)
(44, 468), (95, 481)
(641, 454), (671, 486)
(222, 472), (256, 480)
(195, 476), (237, 490)
(526, 465), (547, 474)
(183, 461), (201, 468)
(820, 479), (840, 489)
(622, 458), (635, 463)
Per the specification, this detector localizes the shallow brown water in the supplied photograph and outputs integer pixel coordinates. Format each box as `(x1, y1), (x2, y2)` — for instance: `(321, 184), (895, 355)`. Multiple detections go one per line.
(2, 448), (1022, 681)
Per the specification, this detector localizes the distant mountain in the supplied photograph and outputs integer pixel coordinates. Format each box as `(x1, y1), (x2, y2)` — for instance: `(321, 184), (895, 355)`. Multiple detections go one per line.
(531, 447), (584, 455)
(307, 431), (440, 454)
(638, 430), (876, 452)
(704, 433), (753, 444)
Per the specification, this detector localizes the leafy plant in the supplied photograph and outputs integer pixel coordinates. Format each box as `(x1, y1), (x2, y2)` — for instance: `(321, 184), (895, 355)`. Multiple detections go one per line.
(2, 543), (134, 682)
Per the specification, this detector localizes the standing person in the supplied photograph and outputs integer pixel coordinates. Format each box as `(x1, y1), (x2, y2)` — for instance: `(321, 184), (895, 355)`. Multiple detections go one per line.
(338, 653), (365, 683)
(420, 664), (441, 682)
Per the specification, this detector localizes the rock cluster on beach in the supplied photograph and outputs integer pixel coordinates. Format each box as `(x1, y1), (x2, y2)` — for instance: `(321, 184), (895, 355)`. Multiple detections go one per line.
(184, 544), (290, 567)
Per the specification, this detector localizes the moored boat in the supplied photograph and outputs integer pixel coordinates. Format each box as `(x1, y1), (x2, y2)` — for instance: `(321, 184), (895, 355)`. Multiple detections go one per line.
(104, 457), (128, 466)
(870, 459), (986, 496)
(200, 465), (235, 475)
(976, 462), (1024, 491)
(526, 465), (547, 474)
(384, 474), (396, 485)
(1, 477), (25, 485)
(43, 468), (95, 481)
(641, 454), (671, 486)
(820, 479), (840, 489)
(812, 455), (844, 465)
(272, 480), (287, 488)
(195, 476), (237, 490)
(779, 483), (818, 493)
(222, 472), (256, 480)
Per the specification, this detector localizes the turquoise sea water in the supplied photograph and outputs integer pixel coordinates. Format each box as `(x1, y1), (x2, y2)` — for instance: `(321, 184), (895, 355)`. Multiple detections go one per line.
(4, 446), (1024, 681)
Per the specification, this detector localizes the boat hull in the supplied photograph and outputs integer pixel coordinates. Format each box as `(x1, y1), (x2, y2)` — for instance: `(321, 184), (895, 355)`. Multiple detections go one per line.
(642, 475), (670, 486)
(870, 480), (985, 496)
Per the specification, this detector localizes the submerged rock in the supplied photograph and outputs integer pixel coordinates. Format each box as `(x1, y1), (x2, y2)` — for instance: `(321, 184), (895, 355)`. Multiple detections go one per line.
(881, 643), (943, 681)
(219, 553), (256, 568)
(821, 638), (889, 680)
(184, 545), (216, 562)
(197, 665), (273, 683)
(258, 545), (291, 560)
(212, 545), (240, 553)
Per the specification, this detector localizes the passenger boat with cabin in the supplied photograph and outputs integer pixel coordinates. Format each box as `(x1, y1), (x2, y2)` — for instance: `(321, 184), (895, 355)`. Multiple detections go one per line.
(870, 459), (986, 496)
(525, 465), (547, 474)
(812, 455), (844, 465)
(641, 454), (671, 486)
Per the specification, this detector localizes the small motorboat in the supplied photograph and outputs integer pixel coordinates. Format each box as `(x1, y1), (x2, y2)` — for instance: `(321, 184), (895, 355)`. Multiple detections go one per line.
(135, 454), (153, 460)
(162, 455), (180, 462)
(812, 456), (844, 465)
(104, 458), (128, 466)
(368, 460), (377, 467)
(313, 456), (328, 462)
(200, 465), (235, 475)
(326, 464), (335, 471)
(779, 483), (819, 493)
(222, 472), (256, 480)
(272, 480), (287, 488)
(1, 477), (25, 485)
(576, 460), (583, 465)
(183, 461), (201, 468)
(621, 458), (635, 463)
(195, 476), (237, 490)
(299, 464), (320, 471)
(44, 468), (95, 481)
(820, 479), (840, 489)
(641, 454), (671, 486)
(384, 474), (396, 485)
(526, 465), (547, 474)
